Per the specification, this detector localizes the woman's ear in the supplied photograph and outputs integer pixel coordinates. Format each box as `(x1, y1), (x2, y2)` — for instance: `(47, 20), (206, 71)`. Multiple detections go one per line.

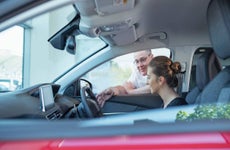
(158, 76), (166, 85)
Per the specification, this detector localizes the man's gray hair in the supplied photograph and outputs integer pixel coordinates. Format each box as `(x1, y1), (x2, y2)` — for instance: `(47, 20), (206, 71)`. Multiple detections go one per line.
(144, 49), (152, 55)
(133, 49), (152, 57)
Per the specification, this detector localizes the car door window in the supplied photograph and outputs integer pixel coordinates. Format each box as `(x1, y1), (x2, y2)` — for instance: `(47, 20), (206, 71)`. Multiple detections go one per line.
(83, 48), (171, 94)
(0, 26), (24, 92)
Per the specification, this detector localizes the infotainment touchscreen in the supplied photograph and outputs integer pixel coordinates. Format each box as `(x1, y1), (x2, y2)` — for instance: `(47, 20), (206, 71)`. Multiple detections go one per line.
(39, 85), (55, 112)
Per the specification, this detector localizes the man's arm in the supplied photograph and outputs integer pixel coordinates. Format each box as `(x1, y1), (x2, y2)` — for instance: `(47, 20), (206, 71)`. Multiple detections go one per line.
(123, 82), (150, 94)
(96, 85), (127, 107)
(96, 82), (151, 107)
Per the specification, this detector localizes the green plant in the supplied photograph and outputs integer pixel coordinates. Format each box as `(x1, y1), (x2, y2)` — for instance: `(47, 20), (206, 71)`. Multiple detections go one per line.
(176, 103), (230, 121)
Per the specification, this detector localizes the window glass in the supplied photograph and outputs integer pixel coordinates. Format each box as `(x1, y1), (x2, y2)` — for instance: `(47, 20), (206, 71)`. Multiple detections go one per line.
(0, 4), (106, 91)
(25, 5), (105, 87)
(83, 48), (171, 94)
(0, 26), (23, 92)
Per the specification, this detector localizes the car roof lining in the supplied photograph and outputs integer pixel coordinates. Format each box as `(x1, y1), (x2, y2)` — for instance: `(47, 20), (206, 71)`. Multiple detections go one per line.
(75, 0), (211, 46)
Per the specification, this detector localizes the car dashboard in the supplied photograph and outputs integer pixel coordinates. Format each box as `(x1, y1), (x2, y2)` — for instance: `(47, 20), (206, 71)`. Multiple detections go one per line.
(0, 83), (81, 119)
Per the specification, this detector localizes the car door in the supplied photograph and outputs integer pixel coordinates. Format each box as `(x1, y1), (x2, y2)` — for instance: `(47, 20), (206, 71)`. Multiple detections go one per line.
(63, 49), (170, 113)
(63, 78), (163, 114)
(101, 94), (163, 113)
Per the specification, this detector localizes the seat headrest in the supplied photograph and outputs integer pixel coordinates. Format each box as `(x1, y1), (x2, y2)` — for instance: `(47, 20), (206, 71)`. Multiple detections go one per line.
(207, 0), (230, 59)
(196, 49), (221, 90)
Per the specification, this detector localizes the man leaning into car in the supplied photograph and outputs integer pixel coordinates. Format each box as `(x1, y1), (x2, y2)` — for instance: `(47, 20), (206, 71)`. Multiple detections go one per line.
(96, 49), (153, 107)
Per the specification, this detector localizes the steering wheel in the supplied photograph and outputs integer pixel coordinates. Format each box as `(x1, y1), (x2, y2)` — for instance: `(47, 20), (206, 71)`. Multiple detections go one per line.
(80, 86), (102, 118)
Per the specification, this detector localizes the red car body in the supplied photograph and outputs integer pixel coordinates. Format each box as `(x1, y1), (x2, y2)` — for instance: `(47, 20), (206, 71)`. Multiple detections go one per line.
(1, 132), (230, 150)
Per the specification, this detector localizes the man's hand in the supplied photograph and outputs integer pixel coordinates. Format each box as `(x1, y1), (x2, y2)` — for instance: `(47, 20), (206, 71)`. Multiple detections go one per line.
(96, 86), (127, 107)
(96, 88), (115, 108)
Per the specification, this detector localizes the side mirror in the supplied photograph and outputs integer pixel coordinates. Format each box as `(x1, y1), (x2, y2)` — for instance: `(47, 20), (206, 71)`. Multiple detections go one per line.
(63, 79), (92, 97)
(80, 79), (92, 89)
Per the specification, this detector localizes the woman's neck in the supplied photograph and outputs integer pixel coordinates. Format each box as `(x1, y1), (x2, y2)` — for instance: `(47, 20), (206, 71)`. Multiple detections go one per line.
(158, 85), (179, 108)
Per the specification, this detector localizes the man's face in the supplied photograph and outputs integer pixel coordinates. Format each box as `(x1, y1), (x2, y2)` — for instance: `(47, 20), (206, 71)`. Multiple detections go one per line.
(133, 51), (153, 76)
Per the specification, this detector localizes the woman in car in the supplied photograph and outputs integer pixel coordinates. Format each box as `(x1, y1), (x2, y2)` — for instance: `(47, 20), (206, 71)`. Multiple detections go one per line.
(147, 56), (187, 108)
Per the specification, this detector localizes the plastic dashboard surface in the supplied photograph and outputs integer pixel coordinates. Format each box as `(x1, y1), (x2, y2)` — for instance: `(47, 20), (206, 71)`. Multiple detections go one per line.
(0, 83), (79, 119)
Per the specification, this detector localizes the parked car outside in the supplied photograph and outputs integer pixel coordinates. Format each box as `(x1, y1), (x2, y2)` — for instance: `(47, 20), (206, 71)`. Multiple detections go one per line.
(0, 79), (20, 92)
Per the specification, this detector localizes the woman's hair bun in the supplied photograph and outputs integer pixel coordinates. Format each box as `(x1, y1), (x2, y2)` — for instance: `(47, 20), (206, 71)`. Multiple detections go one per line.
(171, 62), (181, 74)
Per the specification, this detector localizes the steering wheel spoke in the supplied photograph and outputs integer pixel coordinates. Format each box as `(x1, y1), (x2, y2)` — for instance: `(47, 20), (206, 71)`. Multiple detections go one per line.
(80, 86), (102, 118)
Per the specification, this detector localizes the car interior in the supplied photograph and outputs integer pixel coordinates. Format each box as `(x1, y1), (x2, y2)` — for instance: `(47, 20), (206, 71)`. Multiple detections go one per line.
(186, 48), (222, 104)
(0, 0), (229, 123)
(197, 0), (230, 104)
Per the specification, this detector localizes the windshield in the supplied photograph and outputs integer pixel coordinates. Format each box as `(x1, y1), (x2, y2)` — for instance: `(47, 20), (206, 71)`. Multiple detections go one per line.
(0, 4), (106, 92)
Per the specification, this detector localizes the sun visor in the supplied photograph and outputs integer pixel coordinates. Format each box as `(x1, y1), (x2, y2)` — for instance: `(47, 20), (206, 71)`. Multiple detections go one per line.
(75, 0), (135, 16)
(110, 25), (137, 46)
(95, 0), (135, 16)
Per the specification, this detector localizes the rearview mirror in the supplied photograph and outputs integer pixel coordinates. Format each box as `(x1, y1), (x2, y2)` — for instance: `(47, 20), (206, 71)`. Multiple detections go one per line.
(48, 14), (80, 51)
(65, 35), (76, 54)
